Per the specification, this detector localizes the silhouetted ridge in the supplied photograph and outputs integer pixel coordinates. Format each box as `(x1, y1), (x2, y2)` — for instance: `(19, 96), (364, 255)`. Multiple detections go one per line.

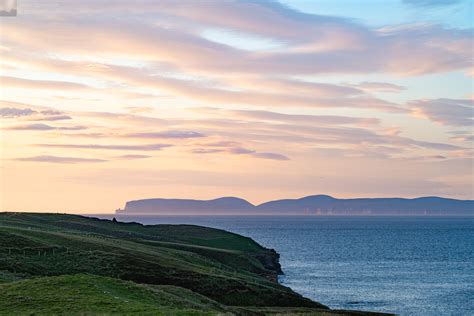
(123, 197), (254, 214)
(119, 195), (474, 215)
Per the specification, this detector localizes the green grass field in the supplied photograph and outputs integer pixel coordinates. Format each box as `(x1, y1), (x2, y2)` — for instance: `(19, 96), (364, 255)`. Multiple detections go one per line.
(0, 274), (225, 315)
(0, 213), (390, 315)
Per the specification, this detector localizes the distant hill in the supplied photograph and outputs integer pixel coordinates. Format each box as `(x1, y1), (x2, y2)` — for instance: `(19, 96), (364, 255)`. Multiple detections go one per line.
(118, 195), (474, 216)
(123, 197), (254, 214)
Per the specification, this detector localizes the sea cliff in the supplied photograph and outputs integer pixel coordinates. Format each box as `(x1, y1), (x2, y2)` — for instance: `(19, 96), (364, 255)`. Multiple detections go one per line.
(0, 212), (392, 315)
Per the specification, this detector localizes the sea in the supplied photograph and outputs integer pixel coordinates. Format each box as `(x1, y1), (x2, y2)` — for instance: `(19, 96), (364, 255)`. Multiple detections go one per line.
(103, 215), (474, 315)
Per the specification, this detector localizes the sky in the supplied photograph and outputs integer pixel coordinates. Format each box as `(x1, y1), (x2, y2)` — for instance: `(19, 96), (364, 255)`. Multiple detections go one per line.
(0, 0), (473, 213)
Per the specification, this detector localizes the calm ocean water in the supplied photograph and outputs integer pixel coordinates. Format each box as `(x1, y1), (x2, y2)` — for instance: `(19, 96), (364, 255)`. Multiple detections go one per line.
(108, 216), (474, 315)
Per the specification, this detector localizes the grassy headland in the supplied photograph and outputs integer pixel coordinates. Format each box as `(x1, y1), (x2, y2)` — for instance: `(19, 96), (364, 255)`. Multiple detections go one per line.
(0, 212), (391, 315)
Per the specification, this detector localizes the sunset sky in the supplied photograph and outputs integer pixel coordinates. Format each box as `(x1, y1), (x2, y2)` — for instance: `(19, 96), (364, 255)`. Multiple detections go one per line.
(0, 0), (473, 213)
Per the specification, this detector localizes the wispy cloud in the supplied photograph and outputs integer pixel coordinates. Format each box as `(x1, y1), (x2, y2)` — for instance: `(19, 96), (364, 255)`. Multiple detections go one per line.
(32, 115), (72, 121)
(192, 148), (223, 154)
(37, 143), (172, 151)
(411, 98), (473, 126)
(7, 123), (86, 131)
(15, 155), (107, 164)
(2, 1), (470, 78)
(192, 145), (289, 161)
(0, 106), (72, 121)
(124, 131), (205, 139)
(115, 154), (153, 160)
(350, 82), (405, 93)
(0, 107), (36, 117)
(196, 108), (380, 126)
(44, 62), (405, 112)
(450, 131), (474, 142)
(253, 152), (289, 161)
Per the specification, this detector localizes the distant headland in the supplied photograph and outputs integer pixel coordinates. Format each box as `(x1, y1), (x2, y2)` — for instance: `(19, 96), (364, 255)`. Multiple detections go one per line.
(116, 195), (474, 216)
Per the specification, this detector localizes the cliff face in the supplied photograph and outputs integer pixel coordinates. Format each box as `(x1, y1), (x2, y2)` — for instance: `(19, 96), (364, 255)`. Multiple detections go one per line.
(120, 195), (474, 215)
(255, 248), (283, 282)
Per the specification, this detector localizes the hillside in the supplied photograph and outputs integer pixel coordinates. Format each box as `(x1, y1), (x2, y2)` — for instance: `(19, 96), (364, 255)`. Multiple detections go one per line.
(0, 212), (390, 315)
(0, 274), (225, 315)
(118, 195), (474, 215)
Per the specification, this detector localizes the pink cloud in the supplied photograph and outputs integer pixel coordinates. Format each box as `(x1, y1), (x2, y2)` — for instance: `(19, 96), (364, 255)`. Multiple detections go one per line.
(410, 98), (473, 126)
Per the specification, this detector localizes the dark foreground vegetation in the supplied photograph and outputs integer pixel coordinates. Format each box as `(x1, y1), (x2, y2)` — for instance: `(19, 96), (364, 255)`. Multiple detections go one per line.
(0, 212), (392, 315)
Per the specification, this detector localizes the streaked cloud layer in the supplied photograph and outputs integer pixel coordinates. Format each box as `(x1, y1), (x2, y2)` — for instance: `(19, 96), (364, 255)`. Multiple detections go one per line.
(0, 0), (472, 212)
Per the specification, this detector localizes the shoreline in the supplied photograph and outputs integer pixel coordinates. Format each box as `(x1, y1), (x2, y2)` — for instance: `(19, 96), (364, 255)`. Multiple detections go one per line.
(0, 212), (398, 315)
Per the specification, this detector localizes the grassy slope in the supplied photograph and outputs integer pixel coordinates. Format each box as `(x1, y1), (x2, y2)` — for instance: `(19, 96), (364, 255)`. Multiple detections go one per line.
(0, 213), (390, 315)
(0, 212), (313, 307)
(0, 274), (225, 315)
